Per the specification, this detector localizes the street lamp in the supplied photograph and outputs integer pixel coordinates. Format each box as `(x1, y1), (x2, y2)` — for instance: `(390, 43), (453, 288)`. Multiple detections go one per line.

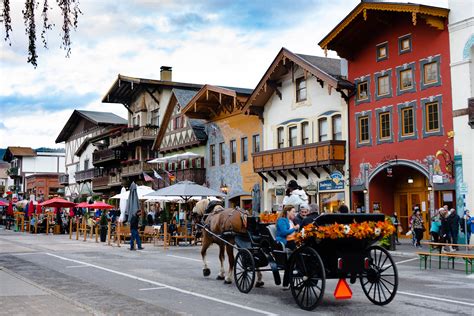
(220, 183), (229, 194)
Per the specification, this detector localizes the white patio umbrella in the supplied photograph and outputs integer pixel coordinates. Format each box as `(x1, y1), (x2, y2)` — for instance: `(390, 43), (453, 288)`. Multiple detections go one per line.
(118, 187), (127, 223)
(145, 180), (225, 203)
(110, 185), (154, 200)
(147, 152), (200, 164)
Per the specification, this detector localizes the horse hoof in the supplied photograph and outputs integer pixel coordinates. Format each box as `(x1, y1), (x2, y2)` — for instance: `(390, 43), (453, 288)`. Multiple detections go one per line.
(224, 280), (232, 284)
(203, 268), (211, 277)
(255, 281), (265, 288)
(216, 275), (225, 280)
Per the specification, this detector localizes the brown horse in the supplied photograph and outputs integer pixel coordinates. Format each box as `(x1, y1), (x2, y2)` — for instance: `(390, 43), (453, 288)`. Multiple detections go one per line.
(193, 199), (262, 285)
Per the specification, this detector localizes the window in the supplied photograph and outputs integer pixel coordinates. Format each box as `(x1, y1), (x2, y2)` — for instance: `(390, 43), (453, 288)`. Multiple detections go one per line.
(426, 102), (440, 132)
(377, 75), (390, 96)
(252, 134), (260, 153)
(174, 116), (182, 130)
(401, 107), (414, 136)
(379, 112), (391, 140)
(277, 127), (284, 148)
(423, 62), (438, 85)
(241, 137), (248, 162)
(151, 109), (160, 127)
(219, 142), (225, 165)
(399, 34), (411, 53)
(357, 81), (368, 101)
(210, 145), (215, 166)
(399, 69), (413, 91)
(84, 159), (89, 170)
(301, 122), (309, 144)
(318, 118), (328, 142)
(359, 116), (369, 143)
(296, 77), (307, 102)
(376, 42), (388, 61)
(288, 126), (297, 147)
(332, 115), (342, 140)
(230, 140), (236, 163)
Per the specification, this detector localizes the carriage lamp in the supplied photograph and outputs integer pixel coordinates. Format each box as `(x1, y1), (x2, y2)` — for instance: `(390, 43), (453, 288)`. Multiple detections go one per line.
(407, 177), (414, 184)
(427, 185), (433, 191)
(220, 183), (229, 194)
(363, 188), (368, 194)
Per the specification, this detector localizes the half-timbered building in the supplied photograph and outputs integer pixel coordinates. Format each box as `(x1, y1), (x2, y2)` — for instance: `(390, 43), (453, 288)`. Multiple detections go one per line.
(182, 85), (262, 210)
(55, 110), (127, 200)
(244, 47), (353, 213)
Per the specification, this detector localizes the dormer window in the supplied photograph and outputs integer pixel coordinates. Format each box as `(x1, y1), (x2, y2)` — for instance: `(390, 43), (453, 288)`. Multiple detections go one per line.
(296, 77), (307, 102)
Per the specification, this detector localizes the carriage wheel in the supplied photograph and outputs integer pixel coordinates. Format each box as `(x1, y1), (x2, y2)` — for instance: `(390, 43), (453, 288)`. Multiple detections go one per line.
(234, 249), (256, 293)
(360, 245), (398, 305)
(289, 247), (325, 311)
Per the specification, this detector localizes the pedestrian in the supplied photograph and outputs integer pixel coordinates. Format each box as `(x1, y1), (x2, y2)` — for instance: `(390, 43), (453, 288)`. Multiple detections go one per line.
(460, 210), (472, 245)
(430, 209), (442, 244)
(412, 209), (424, 248)
(391, 212), (401, 245)
(130, 210), (144, 251)
(338, 204), (349, 213)
(447, 208), (460, 250)
(282, 180), (308, 209)
(294, 203), (310, 226)
(439, 208), (453, 252)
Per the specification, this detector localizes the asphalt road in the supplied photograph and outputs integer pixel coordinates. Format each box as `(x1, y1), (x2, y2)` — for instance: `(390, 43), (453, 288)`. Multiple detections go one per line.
(0, 228), (473, 315)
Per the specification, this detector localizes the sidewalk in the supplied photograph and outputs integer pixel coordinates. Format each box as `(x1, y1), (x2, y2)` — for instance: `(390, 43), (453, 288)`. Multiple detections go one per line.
(389, 238), (420, 257)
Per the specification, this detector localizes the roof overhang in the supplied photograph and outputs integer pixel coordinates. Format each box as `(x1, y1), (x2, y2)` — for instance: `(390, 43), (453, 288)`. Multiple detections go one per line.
(319, 2), (449, 59)
(243, 47), (353, 113)
(182, 85), (250, 120)
(101, 74), (202, 113)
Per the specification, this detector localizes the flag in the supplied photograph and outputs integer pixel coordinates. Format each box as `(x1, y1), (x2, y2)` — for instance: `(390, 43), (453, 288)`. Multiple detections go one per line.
(142, 172), (154, 182)
(164, 169), (176, 182)
(153, 169), (163, 180)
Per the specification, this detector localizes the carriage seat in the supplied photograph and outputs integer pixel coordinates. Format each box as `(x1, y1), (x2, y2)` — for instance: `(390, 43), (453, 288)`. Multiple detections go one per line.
(266, 224), (286, 252)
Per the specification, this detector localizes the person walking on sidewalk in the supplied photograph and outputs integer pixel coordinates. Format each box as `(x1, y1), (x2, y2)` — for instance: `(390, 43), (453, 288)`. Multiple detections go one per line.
(130, 210), (144, 251)
(391, 212), (401, 245)
(447, 208), (460, 250)
(412, 209), (424, 248)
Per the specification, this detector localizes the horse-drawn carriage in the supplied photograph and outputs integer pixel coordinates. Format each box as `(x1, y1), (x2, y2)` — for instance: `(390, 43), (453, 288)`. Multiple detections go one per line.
(232, 213), (398, 311)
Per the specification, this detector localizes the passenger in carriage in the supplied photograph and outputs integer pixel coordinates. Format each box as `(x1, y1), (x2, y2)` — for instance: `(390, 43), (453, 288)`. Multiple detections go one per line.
(276, 205), (300, 250)
(294, 203), (310, 227)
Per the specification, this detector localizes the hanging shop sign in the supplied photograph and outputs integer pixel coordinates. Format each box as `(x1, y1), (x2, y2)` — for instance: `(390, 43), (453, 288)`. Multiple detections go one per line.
(319, 171), (345, 191)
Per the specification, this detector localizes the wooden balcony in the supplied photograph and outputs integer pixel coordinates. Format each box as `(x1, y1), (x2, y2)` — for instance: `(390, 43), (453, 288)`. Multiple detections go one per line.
(154, 168), (206, 189)
(58, 174), (69, 185)
(108, 173), (122, 187)
(7, 167), (19, 177)
(92, 175), (110, 190)
(121, 161), (153, 177)
(75, 168), (95, 183)
(93, 148), (125, 166)
(252, 140), (346, 173)
(109, 126), (159, 148)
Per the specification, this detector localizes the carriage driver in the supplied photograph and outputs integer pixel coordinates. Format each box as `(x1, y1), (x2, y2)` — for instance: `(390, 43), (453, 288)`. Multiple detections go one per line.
(276, 205), (300, 250)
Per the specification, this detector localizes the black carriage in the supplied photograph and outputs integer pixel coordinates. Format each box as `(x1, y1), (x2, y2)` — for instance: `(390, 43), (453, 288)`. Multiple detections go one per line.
(233, 213), (398, 311)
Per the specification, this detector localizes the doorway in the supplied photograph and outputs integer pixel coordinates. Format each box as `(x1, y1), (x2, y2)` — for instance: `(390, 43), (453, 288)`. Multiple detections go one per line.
(395, 191), (430, 239)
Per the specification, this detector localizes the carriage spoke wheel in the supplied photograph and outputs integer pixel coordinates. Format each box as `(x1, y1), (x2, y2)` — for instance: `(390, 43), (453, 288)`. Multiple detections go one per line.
(289, 247), (325, 311)
(234, 249), (256, 293)
(360, 245), (398, 305)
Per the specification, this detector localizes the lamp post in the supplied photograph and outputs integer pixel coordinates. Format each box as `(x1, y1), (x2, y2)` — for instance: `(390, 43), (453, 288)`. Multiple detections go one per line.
(220, 179), (229, 208)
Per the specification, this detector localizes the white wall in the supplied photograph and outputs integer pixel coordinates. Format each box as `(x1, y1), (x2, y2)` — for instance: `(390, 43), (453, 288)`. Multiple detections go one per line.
(261, 67), (349, 211)
(449, 0), (474, 210)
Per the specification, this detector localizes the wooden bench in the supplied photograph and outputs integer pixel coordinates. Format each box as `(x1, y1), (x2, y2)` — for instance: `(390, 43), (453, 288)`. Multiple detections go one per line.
(170, 226), (195, 246)
(416, 251), (474, 274)
(115, 225), (131, 246)
(140, 226), (156, 243)
(421, 241), (474, 253)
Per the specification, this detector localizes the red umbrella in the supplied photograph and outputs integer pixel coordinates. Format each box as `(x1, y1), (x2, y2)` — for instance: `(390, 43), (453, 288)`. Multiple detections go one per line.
(27, 201), (35, 217)
(40, 197), (75, 208)
(36, 204), (42, 214)
(75, 201), (113, 210)
(0, 201), (8, 207)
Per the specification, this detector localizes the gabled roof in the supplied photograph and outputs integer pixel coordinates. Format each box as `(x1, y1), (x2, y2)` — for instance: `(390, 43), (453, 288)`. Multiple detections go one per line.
(101, 74), (203, 110)
(318, 1), (449, 59)
(56, 110), (127, 143)
(153, 88), (207, 151)
(243, 47), (353, 113)
(182, 84), (252, 120)
(3, 147), (36, 162)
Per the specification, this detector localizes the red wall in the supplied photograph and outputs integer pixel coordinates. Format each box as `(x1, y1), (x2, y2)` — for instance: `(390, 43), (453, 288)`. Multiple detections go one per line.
(348, 16), (454, 186)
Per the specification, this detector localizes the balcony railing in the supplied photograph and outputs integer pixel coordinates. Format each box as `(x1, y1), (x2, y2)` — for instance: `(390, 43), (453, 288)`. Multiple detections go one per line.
(154, 168), (206, 189)
(109, 126), (159, 148)
(252, 140), (346, 173)
(75, 168), (95, 182)
(58, 174), (69, 185)
(121, 161), (153, 177)
(108, 173), (122, 187)
(7, 167), (19, 177)
(92, 148), (125, 165)
(92, 175), (110, 189)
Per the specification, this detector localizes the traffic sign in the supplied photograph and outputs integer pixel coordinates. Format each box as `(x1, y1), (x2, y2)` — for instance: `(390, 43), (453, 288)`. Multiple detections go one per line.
(334, 278), (352, 300)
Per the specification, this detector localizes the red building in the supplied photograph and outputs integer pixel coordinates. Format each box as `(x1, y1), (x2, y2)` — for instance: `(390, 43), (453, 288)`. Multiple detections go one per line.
(320, 2), (454, 234)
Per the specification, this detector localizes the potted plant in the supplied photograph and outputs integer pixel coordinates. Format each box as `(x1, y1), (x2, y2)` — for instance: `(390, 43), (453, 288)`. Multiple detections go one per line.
(99, 211), (108, 242)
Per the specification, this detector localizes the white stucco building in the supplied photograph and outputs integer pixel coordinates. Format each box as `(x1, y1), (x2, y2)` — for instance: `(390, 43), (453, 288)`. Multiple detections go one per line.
(448, 0), (474, 213)
(244, 48), (353, 212)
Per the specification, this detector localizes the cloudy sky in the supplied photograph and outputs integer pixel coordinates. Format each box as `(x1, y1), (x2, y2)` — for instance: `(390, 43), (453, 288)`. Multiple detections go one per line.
(0, 0), (447, 148)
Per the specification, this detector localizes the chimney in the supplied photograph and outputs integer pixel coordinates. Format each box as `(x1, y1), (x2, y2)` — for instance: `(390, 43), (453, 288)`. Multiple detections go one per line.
(160, 66), (172, 81)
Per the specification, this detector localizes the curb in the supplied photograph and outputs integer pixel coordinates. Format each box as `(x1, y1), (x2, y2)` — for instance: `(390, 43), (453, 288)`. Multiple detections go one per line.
(389, 250), (418, 257)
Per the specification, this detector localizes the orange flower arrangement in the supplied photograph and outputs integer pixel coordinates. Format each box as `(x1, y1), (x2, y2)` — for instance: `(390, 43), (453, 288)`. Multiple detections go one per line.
(295, 219), (395, 243)
(259, 212), (278, 224)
